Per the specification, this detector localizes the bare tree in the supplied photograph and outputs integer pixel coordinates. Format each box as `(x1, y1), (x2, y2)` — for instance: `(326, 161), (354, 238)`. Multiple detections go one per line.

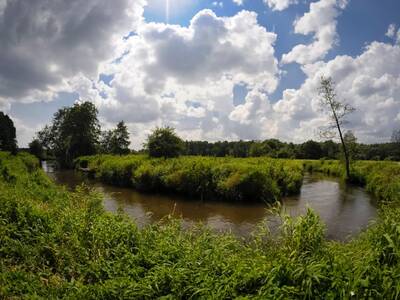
(318, 76), (355, 179)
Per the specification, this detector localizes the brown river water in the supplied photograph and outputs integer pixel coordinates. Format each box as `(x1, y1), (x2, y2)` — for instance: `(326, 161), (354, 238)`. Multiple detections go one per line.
(43, 161), (377, 241)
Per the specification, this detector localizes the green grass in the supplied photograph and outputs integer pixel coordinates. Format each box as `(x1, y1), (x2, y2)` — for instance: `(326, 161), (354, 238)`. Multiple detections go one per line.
(75, 155), (304, 203)
(76, 155), (400, 205)
(1, 152), (400, 298)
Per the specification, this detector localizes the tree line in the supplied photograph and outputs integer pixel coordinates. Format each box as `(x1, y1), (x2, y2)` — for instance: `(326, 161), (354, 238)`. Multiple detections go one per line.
(1, 77), (399, 169)
(183, 138), (400, 161)
(0, 103), (399, 170)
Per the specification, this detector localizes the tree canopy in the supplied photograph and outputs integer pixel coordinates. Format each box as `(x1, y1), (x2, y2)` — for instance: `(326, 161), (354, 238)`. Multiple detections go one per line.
(37, 102), (100, 167)
(146, 127), (184, 158)
(29, 139), (44, 160)
(100, 121), (130, 155)
(0, 112), (17, 154)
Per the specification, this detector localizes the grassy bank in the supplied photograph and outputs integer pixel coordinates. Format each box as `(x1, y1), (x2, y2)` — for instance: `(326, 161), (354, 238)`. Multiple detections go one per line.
(1, 152), (400, 298)
(75, 155), (304, 203)
(76, 155), (400, 204)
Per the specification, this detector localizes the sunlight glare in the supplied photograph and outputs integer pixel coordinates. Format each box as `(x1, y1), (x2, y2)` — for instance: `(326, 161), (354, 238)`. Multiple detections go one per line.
(146, 0), (197, 24)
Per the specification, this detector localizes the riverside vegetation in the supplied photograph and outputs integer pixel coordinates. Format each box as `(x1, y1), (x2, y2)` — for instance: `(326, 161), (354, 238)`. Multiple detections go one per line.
(76, 154), (399, 204)
(75, 155), (304, 203)
(1, 152), (400, 298)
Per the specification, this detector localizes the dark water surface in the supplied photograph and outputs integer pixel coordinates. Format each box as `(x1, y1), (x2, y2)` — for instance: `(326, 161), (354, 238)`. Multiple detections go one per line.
(43, 161), (377, 241)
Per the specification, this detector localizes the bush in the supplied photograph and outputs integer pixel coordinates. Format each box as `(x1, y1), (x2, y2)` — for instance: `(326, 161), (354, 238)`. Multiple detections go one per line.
(145, 127), (184, 158)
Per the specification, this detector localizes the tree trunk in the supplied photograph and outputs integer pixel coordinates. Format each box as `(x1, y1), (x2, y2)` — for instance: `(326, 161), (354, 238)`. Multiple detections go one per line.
(332, 107), (351, 179)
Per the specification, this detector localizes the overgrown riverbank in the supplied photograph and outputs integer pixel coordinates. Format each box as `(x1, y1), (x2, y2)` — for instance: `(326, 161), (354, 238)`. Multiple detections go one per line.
(1, 152), (400, 298)
(75, 155), (304, 203)
(76, 155), (400, 204)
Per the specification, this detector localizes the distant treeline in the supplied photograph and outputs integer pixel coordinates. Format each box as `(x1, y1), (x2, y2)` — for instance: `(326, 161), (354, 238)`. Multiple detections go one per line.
(182, 139), (400, 161)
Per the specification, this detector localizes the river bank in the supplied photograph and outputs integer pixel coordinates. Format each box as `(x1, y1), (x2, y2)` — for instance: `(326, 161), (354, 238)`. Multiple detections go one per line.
(1, 152), (400, 298)
(48, 167), (377, 241)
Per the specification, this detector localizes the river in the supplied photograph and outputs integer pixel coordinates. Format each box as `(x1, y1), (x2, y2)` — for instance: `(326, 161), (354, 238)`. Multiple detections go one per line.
(43, 161), (377, 241)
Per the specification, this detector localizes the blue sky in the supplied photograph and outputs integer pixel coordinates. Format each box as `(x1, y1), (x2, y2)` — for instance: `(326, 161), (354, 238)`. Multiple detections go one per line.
(2, 0), (400, 147)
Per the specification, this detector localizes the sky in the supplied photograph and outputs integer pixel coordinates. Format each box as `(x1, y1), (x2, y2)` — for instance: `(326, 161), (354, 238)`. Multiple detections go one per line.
(1, 0), (400, 148)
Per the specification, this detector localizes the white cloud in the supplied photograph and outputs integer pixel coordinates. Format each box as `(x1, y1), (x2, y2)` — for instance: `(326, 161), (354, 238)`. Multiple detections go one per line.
(90, 9), (280, 147)
(263, 0), (297, 11)
(386, 23), (400, 44)
(275, 42), (400, 143)
(0, 0), (145, 104)
(386, 23), (396, 38)
(53, 9), (400, 146)
(4, 1), (400, 148)
(212, 1), (224, 8)
(232, 0), (244, 6)
(282, 0), (347, 65)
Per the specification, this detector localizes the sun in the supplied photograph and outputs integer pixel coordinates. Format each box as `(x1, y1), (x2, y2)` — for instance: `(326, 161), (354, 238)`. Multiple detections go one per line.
(145, 0), (197, 24)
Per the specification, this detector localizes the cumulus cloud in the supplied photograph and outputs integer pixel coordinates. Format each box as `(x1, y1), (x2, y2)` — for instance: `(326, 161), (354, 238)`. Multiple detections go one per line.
(281, 0), (348, 65)
(3, 1), (399, 148)
(263, 0), (297, 11)
(56, 8), (400, 146)
(0, 0), (145, 103)
(386, 23), (400, 44)
(93, 9), (280, 146)
(275, 42), (400, 143)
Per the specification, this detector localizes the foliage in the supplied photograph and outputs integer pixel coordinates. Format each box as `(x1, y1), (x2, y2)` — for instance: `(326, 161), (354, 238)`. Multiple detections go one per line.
(343, 130), (359, 161)
(0, 111), (17, 154)
(28, 139), (44, 160)
(298, 140), (323, 159)
(1, 152), (400, 298)
(184, 139), (400, 161)
(37, 102), (100, 168)
(145, 127), (184, 158)
(76, 155), (304, 203)
(100, 121), (131, 155)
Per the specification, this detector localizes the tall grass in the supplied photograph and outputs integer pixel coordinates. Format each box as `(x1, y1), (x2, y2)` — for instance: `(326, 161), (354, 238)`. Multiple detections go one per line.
(1, 152), (400, 298)
(76, 155), (304, 203)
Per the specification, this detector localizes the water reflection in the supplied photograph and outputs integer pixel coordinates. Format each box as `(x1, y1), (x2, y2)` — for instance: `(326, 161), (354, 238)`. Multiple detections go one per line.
(46, 165), (377, 241)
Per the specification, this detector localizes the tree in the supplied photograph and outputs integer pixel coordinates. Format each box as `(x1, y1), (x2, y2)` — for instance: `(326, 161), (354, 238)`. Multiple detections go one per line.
(145, 126), (184, 158)
(318, 76), (355, 179)
(29, 139), (44, 159)
(0, 112), (17, 154)
(343, 131), (359, 161)
(321, 140), (339, 159)
(100, 121), (130, 155)
(37, 102), (100, 167)
(249, 142), (268, 157)
(299, 140), (323, 159)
